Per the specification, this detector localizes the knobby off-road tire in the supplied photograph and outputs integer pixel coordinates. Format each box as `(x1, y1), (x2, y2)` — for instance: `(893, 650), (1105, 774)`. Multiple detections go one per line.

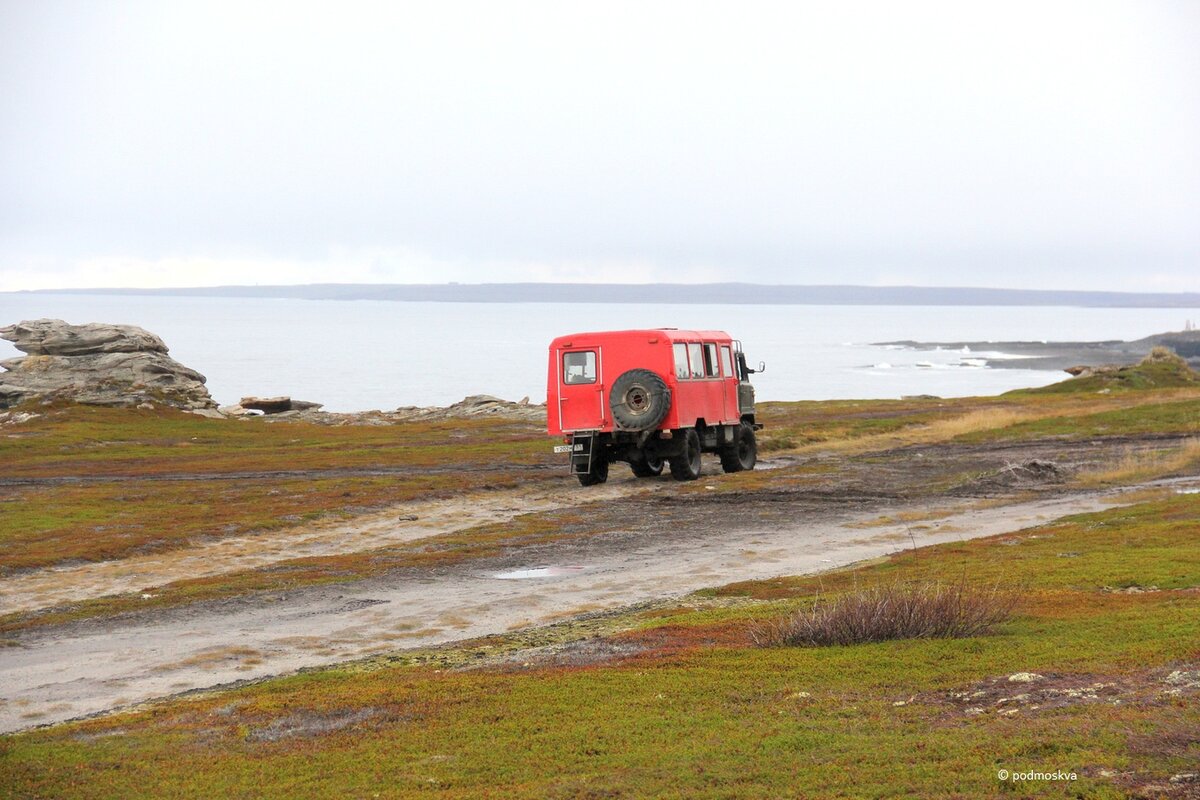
(669, 429), (702, 481)
(610, 369), (671, 431)
(629, 449), (665, 478)
(719, 422), (758, 473)
(577, 458), (609, 486)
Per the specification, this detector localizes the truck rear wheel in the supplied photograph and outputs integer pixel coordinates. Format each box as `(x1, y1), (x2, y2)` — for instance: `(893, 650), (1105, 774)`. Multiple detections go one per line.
(669, 429), (702, 481)
(629, 449), (664, 478)
(577, 458), (609, 486)
(610, 369), (671, 431)
(720, 422), (757, 473)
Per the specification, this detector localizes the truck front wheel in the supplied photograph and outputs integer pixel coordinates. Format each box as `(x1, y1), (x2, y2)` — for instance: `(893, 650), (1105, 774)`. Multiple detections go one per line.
(669, 429), (702, 481)
(719, 422), (758, 473)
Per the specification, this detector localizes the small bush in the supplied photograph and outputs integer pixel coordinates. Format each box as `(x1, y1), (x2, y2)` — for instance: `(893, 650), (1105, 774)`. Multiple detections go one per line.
(751, 581), (1017, 647)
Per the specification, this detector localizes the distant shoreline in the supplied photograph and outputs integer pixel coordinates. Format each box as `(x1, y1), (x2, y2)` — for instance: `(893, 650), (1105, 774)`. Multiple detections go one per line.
(8, 282), (1200, 308)
(879, 329), (1200, 371)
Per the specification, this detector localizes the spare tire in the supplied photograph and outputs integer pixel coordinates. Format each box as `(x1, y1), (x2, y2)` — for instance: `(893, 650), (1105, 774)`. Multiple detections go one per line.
(609, 369), (671, 431)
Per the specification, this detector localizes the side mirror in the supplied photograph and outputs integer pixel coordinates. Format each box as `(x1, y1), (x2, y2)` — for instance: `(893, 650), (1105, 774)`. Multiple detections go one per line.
(757, 361), (766, 374)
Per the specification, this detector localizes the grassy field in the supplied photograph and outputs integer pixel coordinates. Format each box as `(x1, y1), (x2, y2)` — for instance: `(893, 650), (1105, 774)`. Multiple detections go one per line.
(0, 405), (552, 573)
(0, 403), (551, 479)
(2, 493), (1196, 798)
(3, 359), (1199, 797)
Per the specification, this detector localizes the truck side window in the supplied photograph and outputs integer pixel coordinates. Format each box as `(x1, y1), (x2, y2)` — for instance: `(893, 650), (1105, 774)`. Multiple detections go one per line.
(720, 346), (733, 378)
(563, 351), (596, 384)
(673, 343), (690, 379)
(703, 343), (720, 377)
(688, 343), (704, 378)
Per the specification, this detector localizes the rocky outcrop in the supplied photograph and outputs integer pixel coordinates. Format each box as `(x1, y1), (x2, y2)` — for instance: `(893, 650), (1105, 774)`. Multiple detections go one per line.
(0, 319), (216, 410)
(391, 394), (545, 422)
(240, 394), (546, 425)
(235, 396), (324, 414)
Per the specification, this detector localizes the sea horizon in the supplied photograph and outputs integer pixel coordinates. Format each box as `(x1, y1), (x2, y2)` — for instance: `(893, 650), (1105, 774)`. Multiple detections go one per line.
(3, 293), (1199, 412)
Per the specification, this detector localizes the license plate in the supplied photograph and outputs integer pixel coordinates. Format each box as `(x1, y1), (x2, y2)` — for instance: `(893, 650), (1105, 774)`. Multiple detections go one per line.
(553, 445), (573, 453)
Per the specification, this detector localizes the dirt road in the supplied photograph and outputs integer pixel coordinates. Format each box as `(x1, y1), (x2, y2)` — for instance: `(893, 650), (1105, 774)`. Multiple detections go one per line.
(0, 481), (1149, 733)
(0, 481), (647, 617)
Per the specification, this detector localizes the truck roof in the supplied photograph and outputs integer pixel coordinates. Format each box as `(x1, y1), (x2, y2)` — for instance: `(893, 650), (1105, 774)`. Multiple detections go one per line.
(549, 328), (733, 346)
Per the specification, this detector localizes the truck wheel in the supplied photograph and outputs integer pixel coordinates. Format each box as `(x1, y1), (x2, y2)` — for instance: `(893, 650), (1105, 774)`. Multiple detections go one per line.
(629, 450), (664, 478)
(610, 369), (671, 431)
(669, 429), (702, 481)
(577, 458), (609, 486)
(720, 423), (758, 473)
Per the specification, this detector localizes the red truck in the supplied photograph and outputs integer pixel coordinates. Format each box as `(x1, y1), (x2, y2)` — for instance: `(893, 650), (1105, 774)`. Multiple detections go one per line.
(547, 328), (764, 485)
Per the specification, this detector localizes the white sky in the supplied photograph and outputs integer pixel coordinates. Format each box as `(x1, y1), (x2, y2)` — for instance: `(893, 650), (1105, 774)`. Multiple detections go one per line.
(1, 0), (1198, 292)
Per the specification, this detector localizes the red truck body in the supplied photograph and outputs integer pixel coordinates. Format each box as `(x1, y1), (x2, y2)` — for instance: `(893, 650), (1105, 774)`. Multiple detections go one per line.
(547, 329), (741, 435)
(546, 328), (762, 485)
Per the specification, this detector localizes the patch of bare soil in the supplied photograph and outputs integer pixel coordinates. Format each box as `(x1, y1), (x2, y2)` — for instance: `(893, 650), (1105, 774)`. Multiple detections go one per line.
(243, 707), (393, 743)
(932, 665), (1200, 720)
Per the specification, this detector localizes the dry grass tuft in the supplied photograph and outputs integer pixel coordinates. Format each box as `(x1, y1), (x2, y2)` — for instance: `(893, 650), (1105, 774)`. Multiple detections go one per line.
(803, 408), (1034, 456)
(751, 581), (1017, 647)
(921, 409), (1030, 439)
(1078, 438), (1200, 487)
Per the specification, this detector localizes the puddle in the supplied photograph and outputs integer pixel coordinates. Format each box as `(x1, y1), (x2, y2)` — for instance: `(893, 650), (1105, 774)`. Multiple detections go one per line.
(494, 566), (587, 580)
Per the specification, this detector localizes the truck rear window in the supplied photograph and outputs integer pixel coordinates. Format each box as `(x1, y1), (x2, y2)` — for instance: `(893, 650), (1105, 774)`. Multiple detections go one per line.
(563, 351), (596, 384)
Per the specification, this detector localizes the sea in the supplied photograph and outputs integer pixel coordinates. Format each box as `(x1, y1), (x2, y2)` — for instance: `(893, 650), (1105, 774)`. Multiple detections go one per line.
(1, 294), (1198, 412)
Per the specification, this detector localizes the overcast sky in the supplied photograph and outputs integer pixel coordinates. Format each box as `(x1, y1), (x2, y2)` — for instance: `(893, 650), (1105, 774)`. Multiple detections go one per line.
(1, 1), (1197, 292)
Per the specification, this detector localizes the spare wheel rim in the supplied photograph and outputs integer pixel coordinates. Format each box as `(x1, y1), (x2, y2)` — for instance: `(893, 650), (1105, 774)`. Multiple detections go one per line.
(625, 385), (651, 415)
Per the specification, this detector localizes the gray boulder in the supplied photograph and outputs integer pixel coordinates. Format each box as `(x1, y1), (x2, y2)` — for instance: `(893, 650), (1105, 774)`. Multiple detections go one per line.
(0, 319), (216, 410)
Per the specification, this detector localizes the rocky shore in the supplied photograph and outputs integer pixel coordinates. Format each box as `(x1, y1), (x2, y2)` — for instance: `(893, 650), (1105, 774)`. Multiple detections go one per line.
(0, 319), (546, 424)
(222, 393), (545, 424)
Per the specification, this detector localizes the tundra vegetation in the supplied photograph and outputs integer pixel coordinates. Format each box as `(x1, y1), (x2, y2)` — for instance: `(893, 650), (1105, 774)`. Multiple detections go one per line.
(1, 353), (1199, 798)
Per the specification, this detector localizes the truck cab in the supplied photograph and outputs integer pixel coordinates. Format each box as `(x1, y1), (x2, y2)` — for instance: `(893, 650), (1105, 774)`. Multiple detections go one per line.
(547, 328), (763, 485)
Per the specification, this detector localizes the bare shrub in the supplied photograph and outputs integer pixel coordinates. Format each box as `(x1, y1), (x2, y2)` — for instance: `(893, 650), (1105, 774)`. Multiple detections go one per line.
(750, 581), (1017, 647)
